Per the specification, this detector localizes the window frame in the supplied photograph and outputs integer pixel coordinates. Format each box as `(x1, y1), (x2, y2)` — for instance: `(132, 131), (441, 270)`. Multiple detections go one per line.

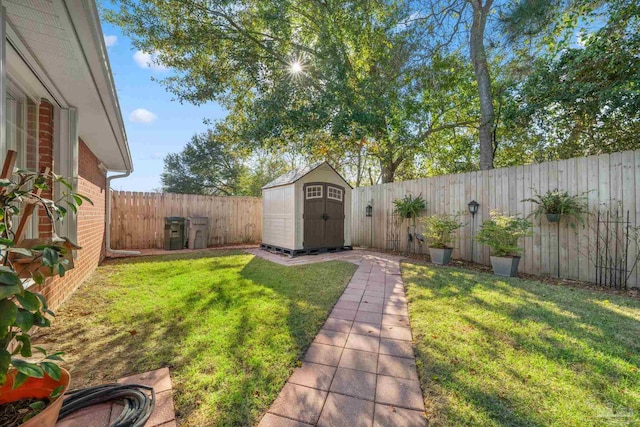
(327, 185), (343, 202)
(306, 184), (323, 200)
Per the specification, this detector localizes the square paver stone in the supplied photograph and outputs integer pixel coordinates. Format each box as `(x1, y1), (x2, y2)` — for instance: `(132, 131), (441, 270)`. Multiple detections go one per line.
(331, 308), (357, 321)
(380, 325), (412, 341)
(358, 302), (383, 313)
(351, 321), (381, 338)
(258, 413), (314, 427)
(361, 297), (384, 305)
(338, 348), (378, 373)
(318, 392), (375, 427)
(382, 314), (410, 327)
(335, 300), (360, 311)
(338, 294), (362, 303)
(375, 375), (425, 411)
(377, 354), (418, 380)
(373, 403), (427, 427)
(345, 334), (380, 353)
(314, 329), (349, 347)
(379, 338), (414, 359)
(323, 318), (352, 333)
(305, 343), (343, 366)
(329, 367), (377, 400)
(355, 311), (383, 324)
(364, 290), (385, 298)
(269, 383), (328, 424)
(288, 362), (336, 391)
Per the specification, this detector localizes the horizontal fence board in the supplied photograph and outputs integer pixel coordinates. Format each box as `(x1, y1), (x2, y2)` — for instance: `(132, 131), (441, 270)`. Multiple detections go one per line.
(351, 149), (640, 288)
(110, 192), (262, 250)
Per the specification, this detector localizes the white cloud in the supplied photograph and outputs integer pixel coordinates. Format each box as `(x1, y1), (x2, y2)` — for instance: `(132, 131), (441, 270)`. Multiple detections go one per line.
(104, 35), (118, 47)
(129, 108), (157, 124)
(133, 50), (168, 71)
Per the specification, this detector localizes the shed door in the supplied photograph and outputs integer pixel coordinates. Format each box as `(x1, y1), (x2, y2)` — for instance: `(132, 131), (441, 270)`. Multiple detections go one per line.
(303, 183), (345, 249)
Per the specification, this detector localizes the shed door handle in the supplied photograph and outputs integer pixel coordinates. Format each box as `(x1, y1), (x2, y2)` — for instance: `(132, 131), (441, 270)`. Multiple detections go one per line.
(322, 213), (329, 221)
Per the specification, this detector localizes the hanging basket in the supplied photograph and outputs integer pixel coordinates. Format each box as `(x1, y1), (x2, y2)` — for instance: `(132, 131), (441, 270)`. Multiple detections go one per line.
(546, 213), (561, 223)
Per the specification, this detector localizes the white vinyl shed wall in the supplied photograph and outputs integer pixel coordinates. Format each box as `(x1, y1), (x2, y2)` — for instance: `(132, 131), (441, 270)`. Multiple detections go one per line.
(262, 163), (351, 250)
(262, 185), (296, 249)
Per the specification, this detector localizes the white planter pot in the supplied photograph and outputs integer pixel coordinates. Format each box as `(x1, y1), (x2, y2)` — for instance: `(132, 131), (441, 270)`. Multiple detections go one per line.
(490, 256), (521, 277)
(429, 247), (453, 265)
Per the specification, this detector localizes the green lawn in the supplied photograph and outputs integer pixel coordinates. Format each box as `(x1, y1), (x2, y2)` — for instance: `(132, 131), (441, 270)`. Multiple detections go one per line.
(37, 251), (356, 426)
(402, 262), (640, 427)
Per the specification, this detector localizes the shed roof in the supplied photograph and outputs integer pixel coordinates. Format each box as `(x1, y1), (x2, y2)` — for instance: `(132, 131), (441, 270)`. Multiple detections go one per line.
(262, 161), (352, 190)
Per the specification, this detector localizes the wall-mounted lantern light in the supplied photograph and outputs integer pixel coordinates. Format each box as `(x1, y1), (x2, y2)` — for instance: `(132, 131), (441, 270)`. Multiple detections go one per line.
(366, 204), (373, 217)
(468, 200), (479, 217)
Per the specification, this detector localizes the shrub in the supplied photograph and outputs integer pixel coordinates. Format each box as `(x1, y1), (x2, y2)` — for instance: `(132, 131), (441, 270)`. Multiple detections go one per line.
(475, 211), (532, 257)
(420, 214), (464, 249)
(0, 164), (90, 389)
(393, 194), (426, 218)
(522, 189), (588, 225)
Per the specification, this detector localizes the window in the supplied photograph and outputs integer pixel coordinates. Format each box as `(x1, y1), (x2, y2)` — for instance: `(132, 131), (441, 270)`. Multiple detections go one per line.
(327, 186), (343, 201)
(5, 79), (39, 239)
(306, 185), (323, 199)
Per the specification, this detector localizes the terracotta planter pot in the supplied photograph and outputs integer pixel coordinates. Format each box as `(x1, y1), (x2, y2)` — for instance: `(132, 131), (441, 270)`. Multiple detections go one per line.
(490, 256), (521, 277)
(428, 247), (453, 265)
(0, 368), (70, 427)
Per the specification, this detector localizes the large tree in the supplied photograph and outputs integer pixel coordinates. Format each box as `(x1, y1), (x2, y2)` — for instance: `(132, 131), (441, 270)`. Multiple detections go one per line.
(499, 0), (640, 159)
(107, 0), (482, 182)
(161, 129), (245, 195)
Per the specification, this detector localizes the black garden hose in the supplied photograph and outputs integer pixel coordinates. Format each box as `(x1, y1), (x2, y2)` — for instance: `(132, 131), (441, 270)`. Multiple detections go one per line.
(58, 383), (155, 427)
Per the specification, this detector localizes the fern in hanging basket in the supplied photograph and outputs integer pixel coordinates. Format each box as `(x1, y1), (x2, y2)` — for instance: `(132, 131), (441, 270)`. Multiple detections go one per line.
(522, 189), (588, 226)
(393, 194), (426, 218)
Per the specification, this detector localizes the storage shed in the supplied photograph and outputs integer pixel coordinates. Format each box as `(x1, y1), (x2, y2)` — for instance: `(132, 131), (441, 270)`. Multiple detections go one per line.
(261, 162), (352, 256)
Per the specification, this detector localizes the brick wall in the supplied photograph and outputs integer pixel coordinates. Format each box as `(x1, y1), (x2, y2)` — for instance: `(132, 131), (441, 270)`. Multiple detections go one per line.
(33, 100), (107, 310)
(38, 100), (54, 238)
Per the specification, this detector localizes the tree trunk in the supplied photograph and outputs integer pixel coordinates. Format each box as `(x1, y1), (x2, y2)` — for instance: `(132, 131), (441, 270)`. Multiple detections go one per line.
(379, 154), (403, 183)
(470, 0), (494, 170)
(380, 162), (396, 183)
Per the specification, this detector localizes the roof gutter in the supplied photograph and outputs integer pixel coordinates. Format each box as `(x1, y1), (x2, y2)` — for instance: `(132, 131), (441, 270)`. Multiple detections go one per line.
(106, 172), (140, 256)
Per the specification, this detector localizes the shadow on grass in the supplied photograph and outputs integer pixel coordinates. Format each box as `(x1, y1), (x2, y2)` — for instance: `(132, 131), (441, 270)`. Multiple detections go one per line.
(34, 251), (356, 427)
(402, 262), (640, 427)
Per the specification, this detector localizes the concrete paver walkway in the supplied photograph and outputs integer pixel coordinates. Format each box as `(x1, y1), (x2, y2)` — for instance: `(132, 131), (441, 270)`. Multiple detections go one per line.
(252, 249), (427, 427)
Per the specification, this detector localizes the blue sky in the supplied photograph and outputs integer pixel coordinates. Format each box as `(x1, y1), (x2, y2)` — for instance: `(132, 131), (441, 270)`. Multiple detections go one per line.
(100, 21), (227, 191)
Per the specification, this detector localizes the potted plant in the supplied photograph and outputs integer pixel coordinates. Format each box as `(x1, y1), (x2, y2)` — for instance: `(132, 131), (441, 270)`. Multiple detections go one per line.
(393, 194), (426, 219)
(475, 211), (532, 277)
(0, 152), (91, 427)
(420, 213), (463, 265)
(522, 189), (588, 225)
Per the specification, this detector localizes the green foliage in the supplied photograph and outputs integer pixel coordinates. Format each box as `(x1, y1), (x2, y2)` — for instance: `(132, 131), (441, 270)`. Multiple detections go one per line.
(393, 194), (426, 218)
(0, 166), (85, 386)
(106, 0), (640, 181)
(420, 213), (464, 249)
(500, 0), (640, 160)
(161, 127), (245, 195)
(105, 0), (484, 183)
(522, 189), (588, 225)
(475, 211), (532, 257)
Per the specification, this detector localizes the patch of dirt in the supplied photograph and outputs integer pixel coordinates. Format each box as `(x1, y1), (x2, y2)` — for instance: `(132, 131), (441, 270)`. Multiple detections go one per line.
(0, 398), (48, 427)
(369, 248), (640, 300)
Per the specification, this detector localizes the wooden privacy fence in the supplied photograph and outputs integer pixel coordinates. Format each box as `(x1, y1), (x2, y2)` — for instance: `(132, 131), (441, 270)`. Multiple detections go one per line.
(110, 192), (262, 249)
(351, 149), (640, 288)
